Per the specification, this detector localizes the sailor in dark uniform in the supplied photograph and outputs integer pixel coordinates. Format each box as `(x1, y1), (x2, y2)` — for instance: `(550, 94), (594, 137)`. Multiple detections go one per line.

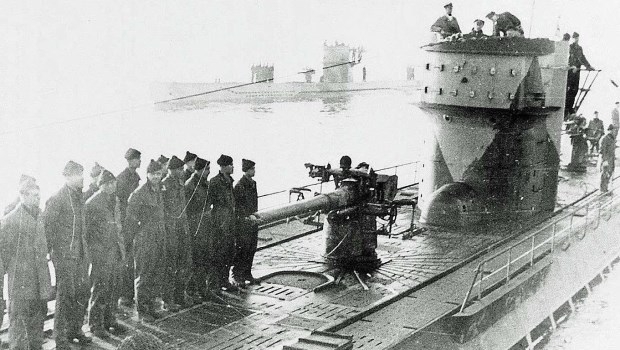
(566, 32), (594, 114)
(430, 3), (461, 39)
(161, 156), (192, 309)
(184, 157), (211, 298)
(205, 154), (237, 294)
(116, 148), (141, 306)
(232, 159), (259, 286)
(84, 162), (104, 200)
(182, 151), (198, 183)
(334, 155), (352, 189)
(44, 161), (92, 349)
(469, 19), (485, 37)
(600, 125), (617, 193)
(85, 170), (127, 338)
(486, 11), (524, 37)
(124, 160), (167, 322)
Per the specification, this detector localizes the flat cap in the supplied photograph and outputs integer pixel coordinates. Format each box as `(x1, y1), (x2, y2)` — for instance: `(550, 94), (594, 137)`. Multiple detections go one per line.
(146, 159), (163, 173)
(90, 162), (104, 178)
(444, 2), (453, 8)
(572, 32), (579, 38)
(217, 154), (233, 166)
(97, 169), (116, 186)
(19, 174), (36, 185)
(157, 155), (170, 165)
(62, 160), (84, 176)
(242, 159), (255, 172)
(486, 11), (496, 19)
(124, 148), (141, 160)
(184, 151), (198, 163)
(168, 155), (185, 170)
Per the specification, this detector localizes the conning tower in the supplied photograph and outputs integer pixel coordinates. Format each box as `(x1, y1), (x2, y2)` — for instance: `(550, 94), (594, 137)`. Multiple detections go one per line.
(251, 64), (274, 83)
(417, 38), (569, 227)
(321, 42), (357, 83)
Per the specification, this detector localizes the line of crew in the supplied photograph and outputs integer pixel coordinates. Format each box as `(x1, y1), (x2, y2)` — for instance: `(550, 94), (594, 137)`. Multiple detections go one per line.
(430, 2), (524, 39)
(0, 149), (259, 349)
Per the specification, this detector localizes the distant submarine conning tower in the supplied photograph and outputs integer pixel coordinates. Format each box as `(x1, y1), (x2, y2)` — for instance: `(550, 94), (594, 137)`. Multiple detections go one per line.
(251, 64), (274, 83)
(416, 38), (569, 227)
(321, 42), (357, 83)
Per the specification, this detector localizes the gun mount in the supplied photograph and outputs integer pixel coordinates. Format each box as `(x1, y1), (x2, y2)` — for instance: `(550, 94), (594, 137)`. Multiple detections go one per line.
(253, 163), (417, 270)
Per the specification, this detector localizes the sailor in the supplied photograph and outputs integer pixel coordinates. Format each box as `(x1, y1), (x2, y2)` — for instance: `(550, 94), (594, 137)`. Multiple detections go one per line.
(567, 115), (589, 172)
(600, 124), (617, 193)
(232, 159), (259, 286)
(116, 147), (141, 307)
(566, 32), (594, 114)
(124, 160), (167, 322)
(587, 111), (604, 153)
(3, 174), (36, 216)
(469, 19), (485, 37)
(157, 154), (170, 173)
(182, 151), (198, 183)
(486, 11), (524, 37)
(334, 155), (352, 189)
(355, 162), (370, 173)
(85, 169), (127, 338)
(84, 162), (104, 200)
(43, 160), (92, 348)
(430, 3), (461, 39)
(611, 102), (620, 130)
(0, 180), (52, 350)
(184, 157), (211, 298)
(161, 155), (193, 309)
(205, 154), (237, 295)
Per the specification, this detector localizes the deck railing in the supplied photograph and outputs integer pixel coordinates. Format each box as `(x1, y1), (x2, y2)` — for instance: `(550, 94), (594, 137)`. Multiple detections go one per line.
(459, 181), (619, 313)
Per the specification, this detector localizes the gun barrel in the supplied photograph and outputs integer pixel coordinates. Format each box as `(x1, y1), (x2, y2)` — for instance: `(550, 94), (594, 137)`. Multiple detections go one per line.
(253, 187), (355, 225)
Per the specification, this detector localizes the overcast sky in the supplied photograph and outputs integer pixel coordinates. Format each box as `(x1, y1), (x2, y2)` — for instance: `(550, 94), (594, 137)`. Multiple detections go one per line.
(0, 0), (617, 121)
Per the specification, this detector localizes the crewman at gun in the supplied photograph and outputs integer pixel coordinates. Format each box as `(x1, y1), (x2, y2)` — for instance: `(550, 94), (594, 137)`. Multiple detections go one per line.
(184, 157), (211, 299)
(116, 148), (142, 307)
(205, 154), (238, 295)
(430, 3), (461, 39)
(125, 160), (167, 322)
(44, 161), (92, 348)
(334, 155), (352, 189)
(1, 180), (52, 350)
(232, 159), (260, 286)
(486, 11), (524, 37)
(84, 162), (104, 200)
(587, 111), (604, 153)
(182, 151), (198, 183)
(162, 156), (193, 309)
(566, 32), (594, 114)
(600, 124), (617, 193)
(85, 170), (127, 338)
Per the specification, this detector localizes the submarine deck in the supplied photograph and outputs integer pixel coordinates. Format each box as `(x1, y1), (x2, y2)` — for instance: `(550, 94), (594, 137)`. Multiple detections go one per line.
(2, 154), (613, 350)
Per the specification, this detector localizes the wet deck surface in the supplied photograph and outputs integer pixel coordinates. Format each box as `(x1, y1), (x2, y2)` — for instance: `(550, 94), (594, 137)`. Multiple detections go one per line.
(1, 152), (611, 350)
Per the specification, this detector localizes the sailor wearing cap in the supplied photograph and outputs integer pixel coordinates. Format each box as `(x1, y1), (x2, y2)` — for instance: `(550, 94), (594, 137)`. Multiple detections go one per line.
(430, 3), (461, 39)
(1, 178), (51, 349)
(205, 154), (238, 294)
(184, 157), (211, 298)
(3, 174), (37, 215)
(232, 159), (259, 286)
(85, 169), (128, 337)
(566, 32), (594, 114)
(116, 148), (142, 307)
(44, 161), (93, 347)
(124, 160), (168, 322)
(182, 151), (198, 183)
(161, 156), (192, 310)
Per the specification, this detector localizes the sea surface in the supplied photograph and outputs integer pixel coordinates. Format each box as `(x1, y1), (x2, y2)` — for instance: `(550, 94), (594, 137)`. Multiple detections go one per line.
(0, 90), (425, 209)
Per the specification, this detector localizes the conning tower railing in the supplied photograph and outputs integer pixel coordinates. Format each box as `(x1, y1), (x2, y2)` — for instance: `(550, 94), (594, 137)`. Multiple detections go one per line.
(459, 180), (620, 313)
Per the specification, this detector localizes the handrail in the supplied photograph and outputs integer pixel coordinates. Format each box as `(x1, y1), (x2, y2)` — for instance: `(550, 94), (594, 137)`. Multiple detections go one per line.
(459, 178), (620, 312)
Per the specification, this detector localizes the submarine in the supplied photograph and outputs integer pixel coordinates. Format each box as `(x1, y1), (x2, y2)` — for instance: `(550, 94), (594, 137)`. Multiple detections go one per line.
(5, 33), (620, 350)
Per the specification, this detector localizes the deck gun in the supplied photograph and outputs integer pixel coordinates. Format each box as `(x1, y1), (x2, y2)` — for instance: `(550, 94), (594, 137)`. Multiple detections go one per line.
(253, 162), (417, 270)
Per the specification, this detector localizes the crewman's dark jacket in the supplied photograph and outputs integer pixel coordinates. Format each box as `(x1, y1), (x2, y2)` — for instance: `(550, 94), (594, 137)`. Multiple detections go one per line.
(600, 133), (616, 168)
(85, 191), (123, 263)
(430, 15), (461, 37)
(0, 203), (52, 301)
(569, 43), (592, 70)
(43, 185), (88, 260)
(116, 167), (140, 214)
(206, 172), (235, 232)
(234, 176), (258, 219)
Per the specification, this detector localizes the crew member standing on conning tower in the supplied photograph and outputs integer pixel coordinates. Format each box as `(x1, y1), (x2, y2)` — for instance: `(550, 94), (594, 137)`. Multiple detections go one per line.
(430, 3), (461, 39)
(566, 32), (594, 114)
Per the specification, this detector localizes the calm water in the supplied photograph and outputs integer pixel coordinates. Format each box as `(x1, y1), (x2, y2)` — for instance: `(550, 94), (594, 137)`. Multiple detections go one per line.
(0, 90), (425, 209)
